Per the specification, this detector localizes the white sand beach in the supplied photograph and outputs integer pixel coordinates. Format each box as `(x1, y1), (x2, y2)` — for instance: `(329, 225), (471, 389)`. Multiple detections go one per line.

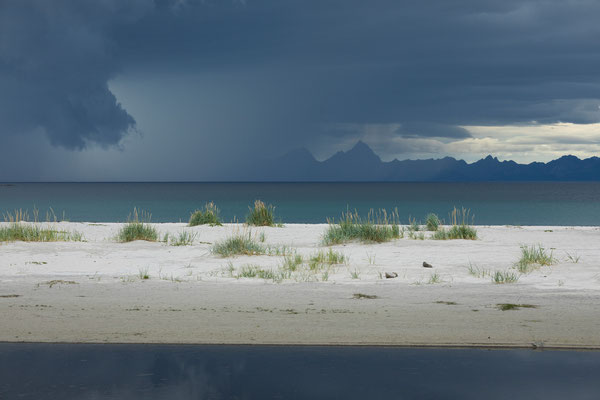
(1, 222), (599, 348)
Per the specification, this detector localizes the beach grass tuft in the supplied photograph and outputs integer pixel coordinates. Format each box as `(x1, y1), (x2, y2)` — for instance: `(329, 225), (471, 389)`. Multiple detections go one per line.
(323, 208), (400, 245)
(189, 202), (222, 226)
(492, 270), (520, 284)
(212, 231), (265, 257)
(432, 207), (477, 240)
(138, 267), (150, 280)
(246, 200), (277, 227)
(515, 244), (556, 273)
(408, 217), (420, 232)
(350, 269), (361, 279)
(427, 272), (442, 284)
(308, 249), (347, 270)
(117, 208), (158, 243)
(281, 253), (304, 271)
(168, 230), (197, 246)
(565, 251), (580, 263)
(425, 213), (440, 231)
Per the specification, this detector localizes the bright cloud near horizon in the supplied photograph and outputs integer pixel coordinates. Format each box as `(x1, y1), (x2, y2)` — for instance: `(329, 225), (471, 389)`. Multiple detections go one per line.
(312, 122), (600, 163)
(1, 0), (600, 181)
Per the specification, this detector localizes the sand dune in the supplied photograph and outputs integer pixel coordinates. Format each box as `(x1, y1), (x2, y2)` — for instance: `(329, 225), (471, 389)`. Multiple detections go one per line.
(1, 223), (599, 347)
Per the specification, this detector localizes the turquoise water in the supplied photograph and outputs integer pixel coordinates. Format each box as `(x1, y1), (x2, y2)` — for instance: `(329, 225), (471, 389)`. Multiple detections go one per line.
(1, 182), (600, 225)
(1, 344), (599, 399)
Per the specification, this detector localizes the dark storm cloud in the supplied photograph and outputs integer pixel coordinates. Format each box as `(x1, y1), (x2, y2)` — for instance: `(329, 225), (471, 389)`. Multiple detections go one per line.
(0, 0), (151, 149)
(2, 0), (600, 156)
(113, 0), (600, 143)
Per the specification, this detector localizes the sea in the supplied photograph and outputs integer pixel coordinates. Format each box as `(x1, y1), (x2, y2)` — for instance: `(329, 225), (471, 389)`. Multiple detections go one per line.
(1, 182), (600, 225)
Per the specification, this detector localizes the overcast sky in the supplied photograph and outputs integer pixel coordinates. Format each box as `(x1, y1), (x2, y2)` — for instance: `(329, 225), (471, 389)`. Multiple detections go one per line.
(1, 0), (600, 181)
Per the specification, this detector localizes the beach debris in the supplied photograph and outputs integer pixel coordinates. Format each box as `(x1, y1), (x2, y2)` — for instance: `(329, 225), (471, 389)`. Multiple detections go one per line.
(385, 272), (398, 279)
(0, 294), (21, 298)
(353, 293), (379, 300)
(37, 280), (78, 288)
(422, 261), (433, 268)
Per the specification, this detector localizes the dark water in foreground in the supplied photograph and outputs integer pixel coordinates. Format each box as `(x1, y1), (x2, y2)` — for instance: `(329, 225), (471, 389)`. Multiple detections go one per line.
(0, 344), (599, 399)
(2, 182), (600, 225)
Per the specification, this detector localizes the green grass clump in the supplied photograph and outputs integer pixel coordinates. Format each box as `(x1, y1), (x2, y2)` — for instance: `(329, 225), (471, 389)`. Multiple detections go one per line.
(492, 270), (520, 284)
(425, 213), (440, 231)
(0, 223), (82, 242)
(117, 209), (158, 243)
(323, 209), (400, 245)
(138, 267), (150, 280)
(432, 207), (477, 240)
(189, 202), (222, 226)
(515, 244), (556, 273)
(246, 200), (277, 227)
(212, 232), (265, 257)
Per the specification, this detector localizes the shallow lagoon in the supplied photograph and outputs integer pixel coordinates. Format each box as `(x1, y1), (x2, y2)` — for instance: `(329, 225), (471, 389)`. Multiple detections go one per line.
(1, 344), (599, 399)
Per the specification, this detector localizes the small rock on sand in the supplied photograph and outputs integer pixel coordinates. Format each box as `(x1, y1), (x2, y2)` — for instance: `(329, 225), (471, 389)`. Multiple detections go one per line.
(385, 272), (398, 279)
(422, 262), (433, 268)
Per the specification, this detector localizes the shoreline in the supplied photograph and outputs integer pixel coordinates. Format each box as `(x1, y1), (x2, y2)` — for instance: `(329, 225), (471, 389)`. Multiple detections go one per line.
(2, 341), (600, 351)
(1, 223), (599, 347)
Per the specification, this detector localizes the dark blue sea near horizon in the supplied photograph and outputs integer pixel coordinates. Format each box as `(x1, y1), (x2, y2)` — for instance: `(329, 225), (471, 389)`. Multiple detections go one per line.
(1, 344), (599, 400)
(1, 182), (600, 225)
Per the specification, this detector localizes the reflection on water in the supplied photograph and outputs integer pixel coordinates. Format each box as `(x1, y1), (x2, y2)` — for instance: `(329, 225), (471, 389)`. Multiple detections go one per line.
(0, 344), (599, 399)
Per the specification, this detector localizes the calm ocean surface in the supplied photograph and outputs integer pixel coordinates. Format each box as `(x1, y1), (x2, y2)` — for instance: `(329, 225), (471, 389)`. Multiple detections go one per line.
(1, 182), (600, 225)
(1, 344), (599, 399)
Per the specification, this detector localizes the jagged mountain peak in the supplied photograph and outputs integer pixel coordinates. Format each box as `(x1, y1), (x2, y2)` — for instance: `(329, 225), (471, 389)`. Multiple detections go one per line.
(329, 141), (381, 163)
(252, 143), (600, 181)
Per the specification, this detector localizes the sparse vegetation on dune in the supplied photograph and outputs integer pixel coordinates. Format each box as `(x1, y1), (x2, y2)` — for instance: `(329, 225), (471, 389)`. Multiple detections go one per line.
(323, 208), (400, 245)
(246, 200), (278, 227)
(166, 230), (197, 246)
(189, 202), (222, 226)
(432, 207), (477, 240)
(281, 253), (304, 271)
(212, 231), (265, 257)
(515, 244), (556, 273)
(233, 264), (289, 282)
(0, 208), (82, 242)
(308, 249), (347, 270)
(225, 247), (348, 283)
(0, 223), (82, 242)
(117, 208), (158, 243)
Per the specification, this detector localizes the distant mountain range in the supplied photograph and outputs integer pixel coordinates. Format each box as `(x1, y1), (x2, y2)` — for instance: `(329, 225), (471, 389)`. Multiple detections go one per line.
(248, 141), (600, 181)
